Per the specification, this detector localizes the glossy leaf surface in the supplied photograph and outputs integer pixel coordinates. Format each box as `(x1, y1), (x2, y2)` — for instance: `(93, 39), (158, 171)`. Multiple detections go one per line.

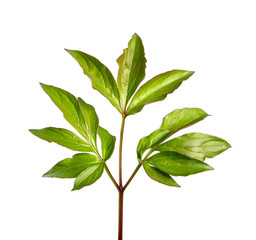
(137, 129), (170, 160)
(143, 162), (180, 187)
(65, 49), (122, 113)
(98, 126), (116, 160)
(126, 70), (194, 115)
(78, 97), (99, 148)
(147, 152), (213, 176)
(40, 83), (88, 140)
(29, 127), (93, 152)
(73, 162), (104, 190)
(156, 133), (231, 161)
(137, 108), (208, 160)
(117, 33), (146, 109)
(160, 108), (208, 134)
(43, 153), (101, 178)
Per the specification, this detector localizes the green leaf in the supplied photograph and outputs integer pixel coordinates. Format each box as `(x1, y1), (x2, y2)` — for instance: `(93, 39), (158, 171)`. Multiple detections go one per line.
(78, 98), (99, 149)
(137, 129), (170, 160)
(43, 153), (101, 178)
(117, 33), (146, 109)
(65, 49), (122, 113)
(126, 70), (194, 115)
(156, 133), (231, 161)
(40, 83), (88, 140)
(160, 108), (208, 134)
(72, 162), (104, 190)
(98, 126), (116, 161)
(147, 152), (213, 176)
(143, 162), (180, 187)
(136, 108), (208, 162)
(29, 127), (93, 152)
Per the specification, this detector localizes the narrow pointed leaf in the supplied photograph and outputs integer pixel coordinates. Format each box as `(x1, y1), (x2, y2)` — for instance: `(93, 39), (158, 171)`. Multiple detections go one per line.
(126, 70), (194, 115)
(29, 127), (93, 152)
(160, 108), (208, 134)
(65, 49), (122, 113)
(78, 98), (99, 149)
(156, 133), (231, 161)
(143, 162), (180, 187)
(147, 152), (213, 176)
(137, 129), (170, 160)
(40, 83), (88, 140)
(43, 153), (101, 178)
(98, 126), (116, 160)
(72, 162), (104, 190)
(117, 33), (146, 108)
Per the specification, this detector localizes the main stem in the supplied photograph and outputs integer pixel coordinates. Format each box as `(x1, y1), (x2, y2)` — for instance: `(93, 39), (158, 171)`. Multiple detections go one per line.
(119, 115), (125, 187)
(118, 189), (124, 240)
(118, 115), (126, 240)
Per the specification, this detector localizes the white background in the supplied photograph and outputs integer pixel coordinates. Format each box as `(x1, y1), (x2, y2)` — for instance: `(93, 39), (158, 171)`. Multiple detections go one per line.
(1, 0), (255, 239)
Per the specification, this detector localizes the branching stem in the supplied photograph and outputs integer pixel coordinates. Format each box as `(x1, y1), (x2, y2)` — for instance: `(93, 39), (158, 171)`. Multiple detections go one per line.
(123, 149), (153, 191)
(123, 163), (141, 191)
(117, 114), (157, 239)
(91, 141), (119, 191)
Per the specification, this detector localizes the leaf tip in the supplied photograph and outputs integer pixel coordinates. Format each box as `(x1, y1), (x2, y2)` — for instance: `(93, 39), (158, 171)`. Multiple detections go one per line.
(71, 186), (80, 191)
(132, 32), (141, 39)
(64, 48), (72, 54)
(174, 70), (195, 77)
(29, 129), (37, 136)
(42, 173), (49, 178)
(77, 97), (83, 103)
(224, 139), (231, 149)
(209, 165), (214, 171)
(187, 70), (195, 78)
(72, 182), (81, 191)
(39, 82), (48, 91)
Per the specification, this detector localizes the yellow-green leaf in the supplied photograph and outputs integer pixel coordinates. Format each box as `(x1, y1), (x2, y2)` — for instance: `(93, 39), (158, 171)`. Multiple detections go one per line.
(156, 133), (231, 161)
(29, 127), (93, 152)
(40, 83), (88, 140)
(160, 108), (208, 134)
(126, 70), (194, 115)
(117, 33), (146, 109)
(143, 162), (180, 187)
(72, 163), (104, 190)
(137, 129), (170, 160)
(147, 152), (213, 176)
(78, 98), (99, 149)
(98, 126), (116, 161)
(43, 153), (101, 178)
(65, 49), (122, 113)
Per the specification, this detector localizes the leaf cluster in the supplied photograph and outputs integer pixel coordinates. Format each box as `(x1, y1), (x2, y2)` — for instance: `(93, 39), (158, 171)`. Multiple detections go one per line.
(138, 108), (230, 187)
(30, 84), (115, 190)
(30, 34), (230, 190)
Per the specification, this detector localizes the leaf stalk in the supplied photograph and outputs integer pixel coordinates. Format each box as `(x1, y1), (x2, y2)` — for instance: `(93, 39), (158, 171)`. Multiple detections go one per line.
(123, 163), (141, 191)
(123, 148), (153, 191)
(104, 164), (120, 191)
